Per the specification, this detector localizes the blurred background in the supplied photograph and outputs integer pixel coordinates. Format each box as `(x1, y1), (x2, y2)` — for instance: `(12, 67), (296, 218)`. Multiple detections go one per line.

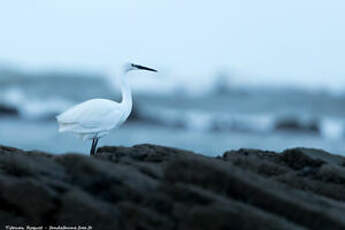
(1, 0), (345, 156)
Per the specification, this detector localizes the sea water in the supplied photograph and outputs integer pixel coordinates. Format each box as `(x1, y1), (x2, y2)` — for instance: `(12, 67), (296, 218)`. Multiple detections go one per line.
(0, 70), (345, 156)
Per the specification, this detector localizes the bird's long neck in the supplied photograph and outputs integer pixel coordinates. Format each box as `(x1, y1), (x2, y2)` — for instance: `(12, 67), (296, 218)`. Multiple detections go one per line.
(120, 72), (132, 112)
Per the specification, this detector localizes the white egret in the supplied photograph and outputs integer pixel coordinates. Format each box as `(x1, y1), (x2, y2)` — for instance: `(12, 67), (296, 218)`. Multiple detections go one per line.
(56, 63), (158, 156)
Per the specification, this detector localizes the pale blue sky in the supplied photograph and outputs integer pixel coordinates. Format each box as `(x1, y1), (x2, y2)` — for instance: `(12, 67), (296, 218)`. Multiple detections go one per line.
(1, 0), (345, 90)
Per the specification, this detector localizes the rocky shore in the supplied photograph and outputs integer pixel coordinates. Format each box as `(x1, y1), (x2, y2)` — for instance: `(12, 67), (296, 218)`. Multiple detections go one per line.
(0, 144), (345, 229)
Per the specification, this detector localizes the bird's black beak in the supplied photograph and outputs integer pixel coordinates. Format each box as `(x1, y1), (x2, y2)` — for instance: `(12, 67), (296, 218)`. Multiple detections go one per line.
(132, 64), (158, 72)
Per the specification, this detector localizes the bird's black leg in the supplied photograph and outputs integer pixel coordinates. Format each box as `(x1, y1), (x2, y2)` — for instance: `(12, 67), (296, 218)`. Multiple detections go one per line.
(90, 138), (99, 156)
(90, 139), (95, 156)
(94, 138), (99, 154)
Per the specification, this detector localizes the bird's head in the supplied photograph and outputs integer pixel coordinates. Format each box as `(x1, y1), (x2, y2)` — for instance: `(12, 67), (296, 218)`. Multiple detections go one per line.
(123, 63), (158, 73)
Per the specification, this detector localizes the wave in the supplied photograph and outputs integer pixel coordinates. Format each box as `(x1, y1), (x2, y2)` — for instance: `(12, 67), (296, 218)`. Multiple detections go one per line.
(320, 118), (344, 139)
(137, 107), (345, 139)
(0, 88), (73, 119)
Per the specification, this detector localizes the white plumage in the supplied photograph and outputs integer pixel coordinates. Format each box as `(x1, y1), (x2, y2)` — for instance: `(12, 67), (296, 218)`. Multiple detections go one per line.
(56, 63), (158, 155)
(57, 99), (124, 140)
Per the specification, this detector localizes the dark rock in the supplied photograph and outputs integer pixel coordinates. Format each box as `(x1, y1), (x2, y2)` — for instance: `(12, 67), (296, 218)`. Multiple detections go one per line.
(274, 117), (319, 134)
(127, 103), (186, 129)
(55, 189), (121, 229)
(0, 178), (57, 224)
(280, 148), (325, 170)
(126, 103), (187, 129)
(0, 104), (18, 117)
(1, 144), (345, 229)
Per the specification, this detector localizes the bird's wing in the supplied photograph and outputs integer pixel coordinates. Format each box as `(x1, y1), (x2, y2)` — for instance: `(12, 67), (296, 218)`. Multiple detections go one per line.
(57, 99), (123, 133)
